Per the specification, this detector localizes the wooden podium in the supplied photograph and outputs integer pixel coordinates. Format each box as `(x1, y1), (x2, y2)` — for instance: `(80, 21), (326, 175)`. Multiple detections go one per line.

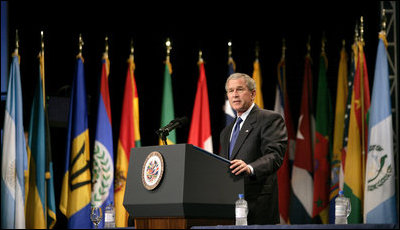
(123, 144), (244, 229)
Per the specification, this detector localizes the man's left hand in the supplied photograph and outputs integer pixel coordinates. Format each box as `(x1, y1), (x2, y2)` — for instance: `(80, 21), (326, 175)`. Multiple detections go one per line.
(230, 159), (251, 175)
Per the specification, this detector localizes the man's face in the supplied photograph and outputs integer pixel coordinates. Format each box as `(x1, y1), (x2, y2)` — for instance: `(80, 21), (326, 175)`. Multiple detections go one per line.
(226, 78), (255, 116)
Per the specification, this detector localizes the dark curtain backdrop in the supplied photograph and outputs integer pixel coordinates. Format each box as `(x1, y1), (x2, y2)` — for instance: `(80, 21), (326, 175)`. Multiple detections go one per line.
(5, 1), (379, 228)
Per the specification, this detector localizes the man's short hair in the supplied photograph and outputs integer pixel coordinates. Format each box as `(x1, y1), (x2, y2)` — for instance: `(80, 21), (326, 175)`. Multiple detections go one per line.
(225, 73), (256, 92)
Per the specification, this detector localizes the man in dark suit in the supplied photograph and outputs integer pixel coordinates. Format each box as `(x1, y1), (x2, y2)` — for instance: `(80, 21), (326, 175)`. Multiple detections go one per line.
(220, 73), (287, 225)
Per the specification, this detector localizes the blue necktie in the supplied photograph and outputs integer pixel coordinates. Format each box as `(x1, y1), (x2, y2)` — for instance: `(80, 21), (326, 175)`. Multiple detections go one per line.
(229, 117), (242, 158)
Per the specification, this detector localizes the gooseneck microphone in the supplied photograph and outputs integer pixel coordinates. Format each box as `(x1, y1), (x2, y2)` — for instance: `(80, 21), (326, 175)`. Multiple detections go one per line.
(156, 117), (188, 145)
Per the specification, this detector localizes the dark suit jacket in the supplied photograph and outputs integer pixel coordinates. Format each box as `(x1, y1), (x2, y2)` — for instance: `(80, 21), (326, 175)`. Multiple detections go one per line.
(219, 105), (287, 224)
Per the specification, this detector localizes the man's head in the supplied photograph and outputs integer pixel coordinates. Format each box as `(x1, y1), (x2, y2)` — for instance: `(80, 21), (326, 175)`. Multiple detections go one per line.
(225, 73), (256, 116)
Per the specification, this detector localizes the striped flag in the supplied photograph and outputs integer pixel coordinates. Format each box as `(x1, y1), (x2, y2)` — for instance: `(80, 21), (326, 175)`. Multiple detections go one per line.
(160, 56), (176, 144)
(188, 57), (213, 153)
(115, 53), (141, 227)
(289, 55), (314, 224)
(59, 55), (92, 229)
(252, 57), (264, 108)
(26, 47), (56, 228)
(344, 40), (371, 224)
(312, 50), (332, 224)
(224, 56), (236, 126)
(1, 52), (27, 229)
(91, 52), (114, 228)
(274, 55), (295, 224)
(364, 33), (397, 224)
(329, 44), (348, 223)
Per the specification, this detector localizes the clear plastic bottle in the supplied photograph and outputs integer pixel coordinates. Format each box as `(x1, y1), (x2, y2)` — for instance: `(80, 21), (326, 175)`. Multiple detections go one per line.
(104, 203), (115, 228)
(235, 194), (248, 226)
(335, 190), (351, 224)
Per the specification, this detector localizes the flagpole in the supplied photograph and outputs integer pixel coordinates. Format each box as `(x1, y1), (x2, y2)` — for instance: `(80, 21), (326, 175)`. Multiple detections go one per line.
(359, 16), (366, 200)
(40, 31), (46, 107)
(40, 30), (49, 228)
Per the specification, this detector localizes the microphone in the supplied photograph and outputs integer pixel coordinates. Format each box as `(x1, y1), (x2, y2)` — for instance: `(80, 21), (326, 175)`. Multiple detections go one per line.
(158, 117), (188, 134)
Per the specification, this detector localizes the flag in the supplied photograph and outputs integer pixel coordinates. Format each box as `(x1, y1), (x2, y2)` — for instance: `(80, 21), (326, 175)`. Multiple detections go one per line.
(344, 40), (371, 224)
(91, 53), (114, 228)
(289, 55), (314, 224)
(274, 56), (295, 224)
(364, 34), (397, 224)
(188, 58), (213, 153)
(26, 48), (56, 228)
(45, 102), (57, 229)
(340, 41), (358, 191)
(312, 51), (332, 224)
(329, 45), (348, 224)
(40, 49), (57, 229)
(252, 58), (264, 108)
(224, 56), (236, 126)
(59, 56), (92, 229)
(160, 57), (176, 144)
(115, 53), (141, 227)
(1, 53), (27, 229)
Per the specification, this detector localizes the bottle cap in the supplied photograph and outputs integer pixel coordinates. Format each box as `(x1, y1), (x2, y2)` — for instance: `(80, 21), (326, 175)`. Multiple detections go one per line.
(239, 194), (244, 199)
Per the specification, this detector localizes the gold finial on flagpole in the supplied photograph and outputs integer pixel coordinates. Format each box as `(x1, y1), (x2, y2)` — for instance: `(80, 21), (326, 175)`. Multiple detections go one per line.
(41, 31), (44, 54)
(360, 16), (364, 44)
(281, 38), (286, 60)
(381, 9), (386, 32)
(228, 40), (232, 58)
(321, 32), (326, 55)
(198, 50), (203, 63)
(130, 39), (134, 55)
(78, 33), (84, 57)
(166, 38), (172, 61)
(14, 29), (19, 55)
(306, 35), (311, 57)
(104, 36), (109, 54)
(255, 41), (260, 60)
(342, 39), (346, 49)
(354, 22), (359, 43)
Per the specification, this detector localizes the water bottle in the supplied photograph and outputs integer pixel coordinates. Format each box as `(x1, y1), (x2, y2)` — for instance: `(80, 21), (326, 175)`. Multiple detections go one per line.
(235, 194), (248, 226)
(104, 203), (115, 228)
(335, 190), (351, 224)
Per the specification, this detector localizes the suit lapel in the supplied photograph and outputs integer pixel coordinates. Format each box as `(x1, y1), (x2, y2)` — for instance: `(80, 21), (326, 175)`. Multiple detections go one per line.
(223, 122), (235, 159)
(230, 106), (259, 160)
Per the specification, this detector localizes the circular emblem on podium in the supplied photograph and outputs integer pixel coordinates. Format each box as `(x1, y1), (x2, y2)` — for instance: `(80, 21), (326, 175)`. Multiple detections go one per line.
(142, 151), (164, 190)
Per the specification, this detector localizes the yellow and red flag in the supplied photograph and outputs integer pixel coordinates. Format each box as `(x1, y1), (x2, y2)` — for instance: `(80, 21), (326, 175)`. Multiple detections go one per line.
(114, 53), (141, 227)
(344, 40), (371, 224)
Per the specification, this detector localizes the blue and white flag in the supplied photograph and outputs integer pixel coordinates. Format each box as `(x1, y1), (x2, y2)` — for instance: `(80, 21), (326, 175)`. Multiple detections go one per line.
(364, 35), (397, 224)
(91, 54), (114, 228)
(1, 54), (27, 229)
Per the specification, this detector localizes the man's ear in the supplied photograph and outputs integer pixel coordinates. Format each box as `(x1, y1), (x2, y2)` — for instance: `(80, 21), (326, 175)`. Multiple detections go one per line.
(251, 90), (256, 99)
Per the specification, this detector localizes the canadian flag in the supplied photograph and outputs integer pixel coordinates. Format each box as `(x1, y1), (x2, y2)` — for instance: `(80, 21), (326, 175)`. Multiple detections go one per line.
(188, 59), (213, 153)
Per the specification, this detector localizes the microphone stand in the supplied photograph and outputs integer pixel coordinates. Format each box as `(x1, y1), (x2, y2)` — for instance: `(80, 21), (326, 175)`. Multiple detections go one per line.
(156, 129), (169, 145)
